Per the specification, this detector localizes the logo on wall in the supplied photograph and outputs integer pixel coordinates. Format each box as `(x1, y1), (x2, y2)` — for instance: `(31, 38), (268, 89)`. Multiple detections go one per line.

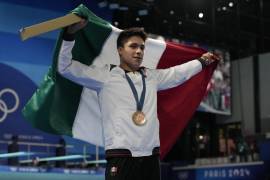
(0, 62), (37, 137)
(0, 62), (61, 145)
(0, 88), (20, 123)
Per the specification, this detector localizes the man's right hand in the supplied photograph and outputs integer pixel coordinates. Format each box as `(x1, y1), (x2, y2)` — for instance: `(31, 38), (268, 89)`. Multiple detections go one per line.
(66, 19), (88, 34)
(63, 19), (88, 41)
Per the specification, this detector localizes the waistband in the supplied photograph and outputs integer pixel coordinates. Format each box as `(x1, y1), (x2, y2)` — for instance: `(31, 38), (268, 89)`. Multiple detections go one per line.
(105, 147), (160, 159)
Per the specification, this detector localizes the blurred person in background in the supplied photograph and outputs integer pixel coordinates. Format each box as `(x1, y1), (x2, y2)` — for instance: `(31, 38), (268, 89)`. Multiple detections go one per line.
(7, 135), (19, 166)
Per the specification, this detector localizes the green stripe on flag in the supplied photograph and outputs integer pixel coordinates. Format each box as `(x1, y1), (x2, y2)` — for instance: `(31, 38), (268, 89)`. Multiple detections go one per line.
(22, 4), (112, 136)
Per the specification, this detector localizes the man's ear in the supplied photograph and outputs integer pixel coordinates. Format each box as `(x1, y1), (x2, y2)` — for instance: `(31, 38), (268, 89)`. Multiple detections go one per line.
(117, 47), (123, 56)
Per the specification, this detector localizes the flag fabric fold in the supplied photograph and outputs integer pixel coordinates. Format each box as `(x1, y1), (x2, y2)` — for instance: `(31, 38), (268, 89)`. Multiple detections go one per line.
(22, 4), (216, 159)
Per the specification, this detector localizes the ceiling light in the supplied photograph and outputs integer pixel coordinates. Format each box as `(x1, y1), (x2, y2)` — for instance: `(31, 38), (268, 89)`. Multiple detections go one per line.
(138, 9), (148, 16)
(98, 1), (107, 8)
(109, 3), (119, 10)
(198, 12), (204, 19)
(119, 6), (128, 11)
(228, 2), (234, 7)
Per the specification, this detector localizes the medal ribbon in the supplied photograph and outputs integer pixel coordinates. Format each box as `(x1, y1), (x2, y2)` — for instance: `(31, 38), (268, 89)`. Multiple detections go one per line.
(125, 69), (146, 111)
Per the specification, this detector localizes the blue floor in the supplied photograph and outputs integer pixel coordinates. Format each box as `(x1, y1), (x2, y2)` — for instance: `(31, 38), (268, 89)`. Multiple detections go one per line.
(0, 172), (104, 180)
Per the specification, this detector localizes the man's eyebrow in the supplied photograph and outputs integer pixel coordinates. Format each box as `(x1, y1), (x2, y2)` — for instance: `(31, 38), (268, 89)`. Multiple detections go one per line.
(129, 42), (145, 47)
(130, 42), (144, 45)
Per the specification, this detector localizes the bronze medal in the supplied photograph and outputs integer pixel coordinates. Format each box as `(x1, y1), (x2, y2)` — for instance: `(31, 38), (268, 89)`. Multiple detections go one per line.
(125, 69), (147, 126)
(132, 111), (146, 126)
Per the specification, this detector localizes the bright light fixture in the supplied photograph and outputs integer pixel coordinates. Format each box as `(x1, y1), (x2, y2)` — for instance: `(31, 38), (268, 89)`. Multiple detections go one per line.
(0, 152), (34, 158)
(20, 155), (88, 163)
(86, 160), (107, 164)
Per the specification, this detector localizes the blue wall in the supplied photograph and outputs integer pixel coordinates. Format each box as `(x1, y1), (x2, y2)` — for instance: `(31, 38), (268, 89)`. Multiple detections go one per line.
(0, 0), (112, 156)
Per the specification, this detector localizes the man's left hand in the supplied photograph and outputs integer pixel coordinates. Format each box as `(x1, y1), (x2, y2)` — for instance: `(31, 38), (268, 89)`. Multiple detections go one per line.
(200, 52), (221, 66)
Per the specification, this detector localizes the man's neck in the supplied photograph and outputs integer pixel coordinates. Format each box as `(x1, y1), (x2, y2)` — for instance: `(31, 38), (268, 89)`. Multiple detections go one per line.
(119, 63), (139, 72)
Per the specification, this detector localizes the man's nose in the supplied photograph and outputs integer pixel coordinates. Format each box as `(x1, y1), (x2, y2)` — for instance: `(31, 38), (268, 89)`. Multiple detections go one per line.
(135, 47), (143, 54)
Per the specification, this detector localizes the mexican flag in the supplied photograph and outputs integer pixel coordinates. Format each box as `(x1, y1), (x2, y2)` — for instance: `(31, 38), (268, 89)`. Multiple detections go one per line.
(22, 4), (216, 159)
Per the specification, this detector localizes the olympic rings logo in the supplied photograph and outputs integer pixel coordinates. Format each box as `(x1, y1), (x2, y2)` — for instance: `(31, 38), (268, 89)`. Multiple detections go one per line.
(0, 88), (20, 123)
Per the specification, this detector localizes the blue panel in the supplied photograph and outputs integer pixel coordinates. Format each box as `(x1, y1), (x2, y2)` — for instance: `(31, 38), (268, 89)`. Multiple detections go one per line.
(0, 2), (64, 38)
(0, 165), (105, 180)
(0, 0), (111, 157)
(0, 61), (49, 86)
(63, 136), (105, 156)
(172, 163), (268, 180)
(0, 32), (55, 65)
(0, 0), (77, 12)
(0, 63), (61, 148)
(259, 140), (270, 161)
(0, 0), (112, 32)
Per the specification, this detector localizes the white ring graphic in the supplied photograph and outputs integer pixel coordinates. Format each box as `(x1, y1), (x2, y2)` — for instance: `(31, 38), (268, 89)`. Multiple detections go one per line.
(0, 88), (20, 122)
(0, 99), (8, 122)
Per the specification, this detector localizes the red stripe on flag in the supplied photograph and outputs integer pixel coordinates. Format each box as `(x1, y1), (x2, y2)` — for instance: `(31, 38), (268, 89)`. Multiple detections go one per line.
(157, 42), (216, 159)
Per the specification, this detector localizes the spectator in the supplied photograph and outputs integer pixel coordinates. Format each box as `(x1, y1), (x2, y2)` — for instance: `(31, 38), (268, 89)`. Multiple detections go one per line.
(7, 135), (19, 166)
(55, 138), (66, 167)
(236, 137), (249, 162)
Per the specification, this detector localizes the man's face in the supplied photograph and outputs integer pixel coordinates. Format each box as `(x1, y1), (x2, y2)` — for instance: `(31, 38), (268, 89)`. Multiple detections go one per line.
(118, 36), (145, 71)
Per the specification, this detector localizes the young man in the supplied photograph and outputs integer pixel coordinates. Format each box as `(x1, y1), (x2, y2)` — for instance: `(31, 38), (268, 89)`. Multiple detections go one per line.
(58, 20), (219, 180)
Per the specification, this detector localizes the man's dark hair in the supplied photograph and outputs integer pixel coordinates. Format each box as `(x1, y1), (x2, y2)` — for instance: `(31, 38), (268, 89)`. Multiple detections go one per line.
(117, 27), (147, 48)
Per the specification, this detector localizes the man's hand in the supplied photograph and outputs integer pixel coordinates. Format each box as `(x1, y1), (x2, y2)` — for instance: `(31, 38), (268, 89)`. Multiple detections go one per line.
(199, 52), (221, 66)
(63, 19), (88, 41)
(66, 19), (88, 34)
